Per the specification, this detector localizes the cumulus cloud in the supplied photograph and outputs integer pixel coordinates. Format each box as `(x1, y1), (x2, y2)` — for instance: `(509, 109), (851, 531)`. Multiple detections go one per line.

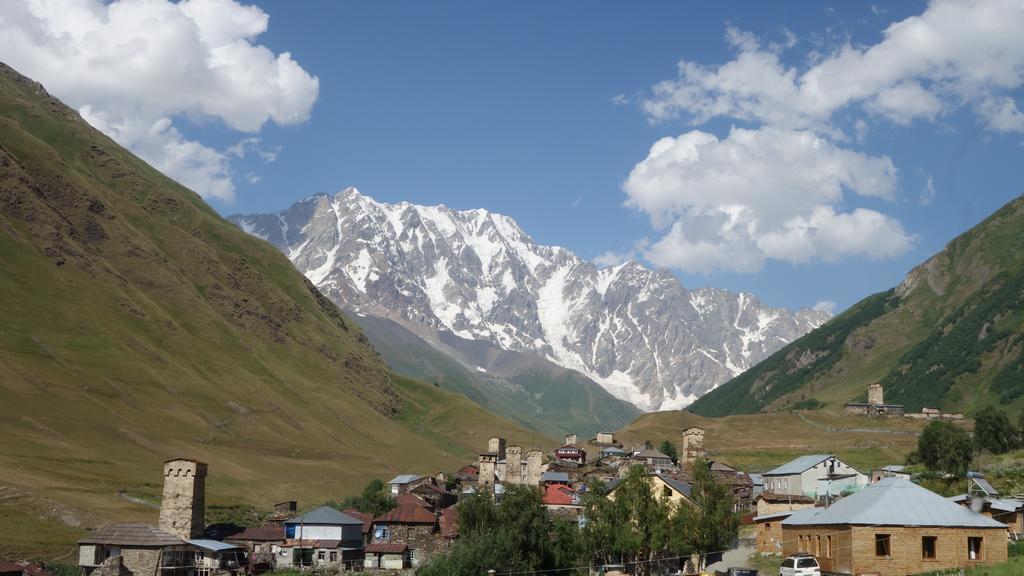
(623, 127), (914, 273)
(920, 172), (936, 206)
(642, 0), (1024, 134)
(0, 0), (319, 202)
(593, 250), (634, 268)
(813, 299), (837, 315)
(977, 96), (1024, 133)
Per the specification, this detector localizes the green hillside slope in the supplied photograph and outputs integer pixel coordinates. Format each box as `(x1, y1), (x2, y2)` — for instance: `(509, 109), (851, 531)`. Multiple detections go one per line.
(0, 63), (543, 559)
(690, 194), (1024, 418)
(356, 315), (641, 438)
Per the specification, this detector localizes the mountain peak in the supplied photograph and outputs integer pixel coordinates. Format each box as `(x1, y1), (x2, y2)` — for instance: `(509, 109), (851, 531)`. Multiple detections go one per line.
(232, 189), (829, 411)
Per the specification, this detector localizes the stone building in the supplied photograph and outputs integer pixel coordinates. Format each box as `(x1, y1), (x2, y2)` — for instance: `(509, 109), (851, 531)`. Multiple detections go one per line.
(158, 459), (207, 540)
(526, 450), (544, 486)
(371, 505), (440, 568)
(504, 445), (523, 485)
(762, 454), (867, 499)
(477, 452), (497, 488)
(595, 432), (615, 445)
(681, 427), (704, 465)
(78, 523), (194, 576)
(782, 478), (1007, 576)
(844, 383), (906, 416)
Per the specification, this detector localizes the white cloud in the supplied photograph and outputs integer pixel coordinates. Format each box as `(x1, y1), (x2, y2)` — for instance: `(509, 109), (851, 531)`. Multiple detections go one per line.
(227, 137), (280, 162)
(593, 250), (634, 268)
(623, 127), (914, 273)
(642, 0), (1024, 134)
(977, 96), (1024, 133)
(920, 172), (936, 206)
(0, 0), (318, 202)
(812, 299), (837, 315)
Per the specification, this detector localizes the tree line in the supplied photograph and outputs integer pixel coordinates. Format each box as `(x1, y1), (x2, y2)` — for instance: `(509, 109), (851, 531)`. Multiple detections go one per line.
(909, 406), (1023, 477)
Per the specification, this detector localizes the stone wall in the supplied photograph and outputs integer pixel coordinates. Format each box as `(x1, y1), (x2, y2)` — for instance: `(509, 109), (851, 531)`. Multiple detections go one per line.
(376, 524), (440, 567)
(505, 446), (522, 485)
(158, 459), (207, 540)
(119, 548), (162, 576)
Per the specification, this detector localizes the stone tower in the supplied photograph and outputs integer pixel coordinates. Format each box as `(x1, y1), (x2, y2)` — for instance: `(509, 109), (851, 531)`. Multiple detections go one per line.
(564, 433), (577, 446)
(478, 452), (497, 487)
(158, 458), (207, 540)
(681, 427), (705, 466)
(505, 446), (523, 485)
(868, 382), (884, 406)
(526, 449), (544, 486)
(488, 437), (506, 460)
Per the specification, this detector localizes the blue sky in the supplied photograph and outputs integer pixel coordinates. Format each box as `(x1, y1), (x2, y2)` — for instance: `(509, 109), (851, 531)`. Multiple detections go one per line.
(3, 0), (1023, 313)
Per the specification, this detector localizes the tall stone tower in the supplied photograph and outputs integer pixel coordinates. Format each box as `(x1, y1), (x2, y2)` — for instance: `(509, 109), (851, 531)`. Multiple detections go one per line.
(868, 383), (884, 406)
(158, 458), (207, 540)
(505, 446), (523, 485)
(478, 452), (497, 487)
(526, 449), (544, 486)
(488, 437), (506, 460)
(564, 434), (577, 446)
(681, 427), (705, 466)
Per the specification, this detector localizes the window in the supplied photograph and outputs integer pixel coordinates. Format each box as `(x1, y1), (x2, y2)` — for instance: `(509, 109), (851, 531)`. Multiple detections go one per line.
(968, 537), (983, 560)
(875, 534), (891, 557)
(922, 536), (937, 559)
(663, 485), (673, 499)
(374, 526), (390, 540)
(816, 535), (821, 557)
(329, 551), (337, 562)
(826, 535), (833, 558)
(317, 551), (325, 561)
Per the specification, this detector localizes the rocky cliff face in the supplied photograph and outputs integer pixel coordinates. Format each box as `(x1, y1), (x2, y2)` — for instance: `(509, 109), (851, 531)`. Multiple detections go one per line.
(232, 187), (829, 410)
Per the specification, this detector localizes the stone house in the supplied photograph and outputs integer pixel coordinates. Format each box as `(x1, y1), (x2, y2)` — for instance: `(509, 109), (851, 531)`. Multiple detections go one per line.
(707, 461), (754, 511)
(410, 482), (456, 510)
(871, 465), (912, 483)
(595, 432), (616, 445)
(364, 543), (408, 570)
(371, 505), (441, 568)
(439, 506), (459, 551)
(78, 523), (194, 576)
(949, 495), (1024, 538)
(224, 525), (284, 570)
(386, 475), (429, 496)
(187, 540), (245, 576)
(782, 478), (1007, 576)
(633, 448), (673, 470)
(762, 454), (866, 498)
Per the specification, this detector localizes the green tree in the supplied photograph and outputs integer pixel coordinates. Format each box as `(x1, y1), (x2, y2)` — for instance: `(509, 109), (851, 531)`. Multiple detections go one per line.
(668, 459), (739, 571)
(918, 420), (973, 476)
(659, 440), (679, 464)
(581, 466), (670, 576)
(974, 406), (1018, 454)
(338, 479), (396, 516)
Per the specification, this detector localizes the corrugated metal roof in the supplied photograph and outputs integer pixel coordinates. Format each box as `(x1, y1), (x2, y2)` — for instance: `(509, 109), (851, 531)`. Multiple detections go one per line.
(756, 492), (815, 504)
(749, 473), (764, 486)
(541, 472), (570, 483)
(387, 475), (423, 485)
(394, 494), (430, 509)
(374, 505), (437, 524)
(342, 509), (374, 534)
(880, 465), (906, 473)
(186, 540), (242, 552)
(636, 448), (672, 460)
(655, 474), (692, 498)
(783, 478), (1007, 528)
(764, 455), (832, 476)
(78, 523), (184, 547)
(753, 511), (800, 523)
(286, 506), (364, 525)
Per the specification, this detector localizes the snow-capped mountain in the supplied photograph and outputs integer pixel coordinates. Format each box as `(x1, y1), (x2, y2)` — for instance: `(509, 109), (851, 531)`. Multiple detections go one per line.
(231, 187), (830, 411)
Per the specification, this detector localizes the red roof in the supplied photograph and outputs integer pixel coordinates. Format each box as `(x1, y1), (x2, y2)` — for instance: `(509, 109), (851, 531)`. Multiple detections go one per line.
(440, 506), (459, 539)
(0, 562), (48, 576)
(542, 484), (578, 506)
(365, 542), (408, 554)
(225, 525), (285, 542)
(342, 509), (374, 535)
(375, 504), (437, 524)
(458, 465), (479, 475)
(394, 493), (431, 509)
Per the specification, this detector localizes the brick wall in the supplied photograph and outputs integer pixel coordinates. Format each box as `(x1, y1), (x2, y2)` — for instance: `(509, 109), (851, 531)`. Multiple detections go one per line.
(755, 520), (784, 555)
(783, 525), (1007, 576)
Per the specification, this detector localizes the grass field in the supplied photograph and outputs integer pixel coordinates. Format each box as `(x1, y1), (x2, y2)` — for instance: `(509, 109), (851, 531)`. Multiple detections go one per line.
(615, 409), (936, 473)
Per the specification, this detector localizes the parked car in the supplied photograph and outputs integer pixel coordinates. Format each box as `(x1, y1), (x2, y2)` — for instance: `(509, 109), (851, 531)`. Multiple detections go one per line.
(724, 568), (759, 576)
(779, 554), (820, 576)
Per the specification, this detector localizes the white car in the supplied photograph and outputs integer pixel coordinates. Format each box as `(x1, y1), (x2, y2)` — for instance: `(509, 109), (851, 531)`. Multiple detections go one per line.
(779, 554), (821, 576)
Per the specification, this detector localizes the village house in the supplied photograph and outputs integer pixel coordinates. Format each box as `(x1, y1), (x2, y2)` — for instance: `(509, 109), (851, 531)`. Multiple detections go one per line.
(79, 524), (195, 576)
(633, 448), (674, 470)
(0, 562), (49, 576)
(754, 509), (810, 555)
(281, 506), (365, 569)
(387, 475), (429, 496)
(553, 444), (586, 465)
(782, 478), (1007, 576)
(706, 461), (754, 512)
(439, 506), (459, 551)
(599, 446), (627, 460)
(543, 484), (582, 518)
(871, 465), (912, 482)
(754, 492), (816, 517)
(541, 471), (571, 486)
(370, 505), (440, 569)
(606, 472), (696, 508)
(762, 454), (867, 499)
(411, 482), (456, 510)
(949, 474), (1024, 538)
(224, 524), (284, 571)
(595, 432), (616, 445)
(341, 510), (374, 547)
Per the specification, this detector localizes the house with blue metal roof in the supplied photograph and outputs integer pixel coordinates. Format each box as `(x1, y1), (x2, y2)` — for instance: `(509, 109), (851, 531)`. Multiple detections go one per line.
(781, 478), (1007, 576)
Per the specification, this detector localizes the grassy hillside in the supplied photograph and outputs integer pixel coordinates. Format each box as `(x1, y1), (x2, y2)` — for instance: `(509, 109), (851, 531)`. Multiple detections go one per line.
(690, 194), (1024, 419)
(0, 62), (545, 560)
(355, 315), (640, 438)
(615, 410), (934, 474)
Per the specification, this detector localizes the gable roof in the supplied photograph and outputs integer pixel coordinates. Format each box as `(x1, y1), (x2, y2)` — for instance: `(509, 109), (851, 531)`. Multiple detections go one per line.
(375, 504), (437, 524)
(225, 524), (285, 542)
(543, 484), (578, 506)
(286, 506), (364, 526)
(387, 474), (424, 485)
(365, 542), (408, 554)
(440, 506), (459, 539)
(756, 492), (815, 504)
(654, 474), (693, 499)
(782, 478), (1007, 528)
(541, 471), (570, 483)
(78, 523), (183, 547)
(764, 455), (833, 476)
(636, 448), (672, 460)
(341, 509), (374, 534)
(395, 493), (431, 509)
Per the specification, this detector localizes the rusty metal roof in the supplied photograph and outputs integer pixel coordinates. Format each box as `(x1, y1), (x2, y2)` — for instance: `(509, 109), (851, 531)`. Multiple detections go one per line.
(225, 525), (285, 542)
(365, 542), (408, 554)
(78, 523), (184, 547)
(374, 504), (437, 524)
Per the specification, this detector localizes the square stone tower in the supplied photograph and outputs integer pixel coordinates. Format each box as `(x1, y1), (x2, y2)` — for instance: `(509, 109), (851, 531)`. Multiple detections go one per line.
(526, 449), (544, 486)
(158, 458), (207, 540)
(487, 437), (506, 460)
(868, 382), (884, 405)
(478, 452), (497, 487)
(505, 446), (523, 485)
(681, 427), (705, 466)
(564, 434), (577, 446)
